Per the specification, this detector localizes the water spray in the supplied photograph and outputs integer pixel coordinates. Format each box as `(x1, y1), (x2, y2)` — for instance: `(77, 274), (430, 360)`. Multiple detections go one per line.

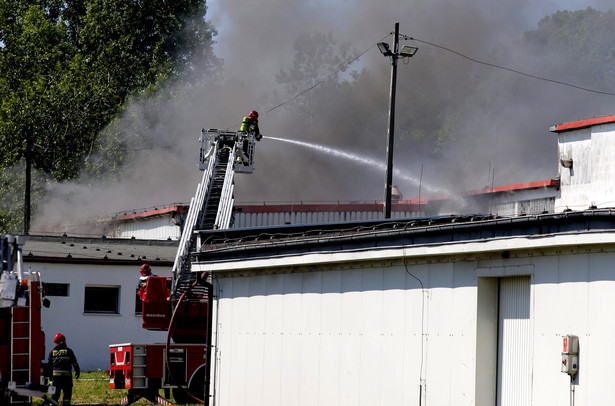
(266, 136), (440, 194)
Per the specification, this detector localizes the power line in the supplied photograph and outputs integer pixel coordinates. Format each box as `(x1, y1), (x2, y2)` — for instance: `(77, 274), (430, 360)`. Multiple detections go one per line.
(264, 35), (390, 114)
(404, 35), (615, 97)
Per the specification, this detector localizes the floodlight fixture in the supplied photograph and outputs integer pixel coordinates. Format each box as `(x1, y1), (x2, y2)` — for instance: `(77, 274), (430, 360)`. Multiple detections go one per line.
(377, 42), (392, 57)
(399, 45), (419, 58)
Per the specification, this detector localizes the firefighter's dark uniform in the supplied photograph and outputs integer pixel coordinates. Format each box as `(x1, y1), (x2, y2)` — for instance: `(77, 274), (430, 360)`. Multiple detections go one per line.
(48, 343), (80, 405)
(240, 116), (261, 140)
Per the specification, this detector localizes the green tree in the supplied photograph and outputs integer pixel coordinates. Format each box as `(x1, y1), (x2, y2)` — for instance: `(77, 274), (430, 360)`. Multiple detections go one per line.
(520, 7), (615, 88)
(0, 0), (220, 233)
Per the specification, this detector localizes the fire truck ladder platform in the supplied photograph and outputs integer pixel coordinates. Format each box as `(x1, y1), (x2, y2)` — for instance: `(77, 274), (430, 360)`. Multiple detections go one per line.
(171, 129), (256, 299)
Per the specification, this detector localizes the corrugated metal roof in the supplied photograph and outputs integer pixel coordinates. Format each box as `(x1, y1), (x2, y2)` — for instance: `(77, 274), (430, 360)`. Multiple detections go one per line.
(21, 235), (177, 265)
(194, 209), (615, 265)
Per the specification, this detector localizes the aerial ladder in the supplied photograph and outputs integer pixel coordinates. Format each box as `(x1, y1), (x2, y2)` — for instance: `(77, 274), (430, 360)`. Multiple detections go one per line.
(109, 129), (258, 405)
(0, 235), (54, 405)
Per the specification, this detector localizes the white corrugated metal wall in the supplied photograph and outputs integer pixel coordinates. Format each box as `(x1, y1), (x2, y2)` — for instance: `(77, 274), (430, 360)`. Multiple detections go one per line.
(497, 276), (531, 406)
(202, 234), (615, 406)
(232, 210), (418, 228)
(112, 216), (181, 240)
(211, 260), (478, 406)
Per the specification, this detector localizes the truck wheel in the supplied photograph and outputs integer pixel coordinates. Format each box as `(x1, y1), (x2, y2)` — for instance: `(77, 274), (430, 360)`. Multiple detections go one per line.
(126, 389), (138, 404)
(172, 388), (189, 405)
(172, 367), (205, 405)
(188, 367), (206, 400)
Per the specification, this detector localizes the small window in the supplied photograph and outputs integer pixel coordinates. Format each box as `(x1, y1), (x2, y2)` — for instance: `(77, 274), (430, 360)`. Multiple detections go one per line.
(44, 283), (69, 297)
(135, 291), (142, 314)
(84, 286), (120, 314)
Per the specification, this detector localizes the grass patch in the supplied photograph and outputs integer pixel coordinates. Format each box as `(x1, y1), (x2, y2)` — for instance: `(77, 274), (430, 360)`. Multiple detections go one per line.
(32, 370), (201, 405)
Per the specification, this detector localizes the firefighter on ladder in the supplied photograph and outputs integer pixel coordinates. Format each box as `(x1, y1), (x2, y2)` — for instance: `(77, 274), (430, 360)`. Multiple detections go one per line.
(48, 333), (80, 406)
(137, 263), (157, 301)
(236, 110), (262, 165)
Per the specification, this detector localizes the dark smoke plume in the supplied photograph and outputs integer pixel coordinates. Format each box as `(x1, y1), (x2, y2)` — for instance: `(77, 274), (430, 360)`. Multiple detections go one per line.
(32, 0), (614, 233)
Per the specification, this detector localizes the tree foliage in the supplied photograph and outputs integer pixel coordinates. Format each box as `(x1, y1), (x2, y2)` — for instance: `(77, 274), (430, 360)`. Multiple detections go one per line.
(520, 7), (615, 88)
(0, 0), (219, 181)
(0, 0), (220, 233)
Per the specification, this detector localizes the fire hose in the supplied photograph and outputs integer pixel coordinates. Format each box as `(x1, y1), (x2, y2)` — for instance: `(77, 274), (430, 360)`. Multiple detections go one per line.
(164, 272), (212, 405)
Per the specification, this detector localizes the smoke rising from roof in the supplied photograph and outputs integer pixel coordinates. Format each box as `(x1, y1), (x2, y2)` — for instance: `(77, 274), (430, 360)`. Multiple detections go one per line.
(32, 0), (615, 233)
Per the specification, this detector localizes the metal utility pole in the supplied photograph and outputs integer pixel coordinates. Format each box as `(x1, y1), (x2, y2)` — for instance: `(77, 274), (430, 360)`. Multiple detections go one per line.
(378, 23), (418, 219)
(383, 22), (400, 219)
(24, 135), (32, 235)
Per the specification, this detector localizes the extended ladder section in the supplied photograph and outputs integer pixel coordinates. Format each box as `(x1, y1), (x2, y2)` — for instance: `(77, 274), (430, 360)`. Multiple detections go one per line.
(0, 235), (25, 309)
(167, 129), (256, 341)
(0, 235), (48, 405)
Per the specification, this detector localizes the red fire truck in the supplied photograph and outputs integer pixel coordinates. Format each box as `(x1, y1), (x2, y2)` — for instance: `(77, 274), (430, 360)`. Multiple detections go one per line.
(0, 235), (55, 405)
(108, 274), (212, 405)
(109, 129), (257, 405)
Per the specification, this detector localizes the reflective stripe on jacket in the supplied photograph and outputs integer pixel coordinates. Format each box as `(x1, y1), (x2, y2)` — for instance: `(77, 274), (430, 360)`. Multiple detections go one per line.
(48, 345), (79, 377)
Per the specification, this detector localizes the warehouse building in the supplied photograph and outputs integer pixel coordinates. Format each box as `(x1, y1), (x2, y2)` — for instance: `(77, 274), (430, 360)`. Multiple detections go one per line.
(187, 114), (615, 405)
(20, 114), (615, 405)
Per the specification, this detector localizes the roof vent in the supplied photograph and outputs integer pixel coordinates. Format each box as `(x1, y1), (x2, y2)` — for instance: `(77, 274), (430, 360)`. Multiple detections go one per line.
(391, 185), (403, 202)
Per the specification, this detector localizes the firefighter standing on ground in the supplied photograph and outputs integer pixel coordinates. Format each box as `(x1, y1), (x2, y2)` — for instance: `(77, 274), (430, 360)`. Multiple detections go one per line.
(236, 110), (262, 165)
(48, 333), (80, 406)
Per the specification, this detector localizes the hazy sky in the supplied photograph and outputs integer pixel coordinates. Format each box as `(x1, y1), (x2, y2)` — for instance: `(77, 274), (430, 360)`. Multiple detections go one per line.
(31, 0), (615, 233)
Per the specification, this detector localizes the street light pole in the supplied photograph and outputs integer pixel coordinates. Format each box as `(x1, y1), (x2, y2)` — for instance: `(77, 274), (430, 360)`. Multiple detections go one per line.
(383, 22), (400, 219)
(378, 23), (418, 219)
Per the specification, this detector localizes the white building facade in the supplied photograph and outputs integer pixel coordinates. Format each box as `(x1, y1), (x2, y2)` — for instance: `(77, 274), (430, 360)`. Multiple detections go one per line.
(22, 236), (177, 370)
(194, 212), (615, 406)
(553, 114), (615, 211)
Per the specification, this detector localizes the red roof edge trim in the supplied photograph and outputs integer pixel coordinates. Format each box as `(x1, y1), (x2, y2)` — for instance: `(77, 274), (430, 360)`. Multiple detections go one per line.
(550, 115), (615, 133)
(114, 205), (188, 221)
(401, 179), (558, 203)
(467, 179), (559, 195)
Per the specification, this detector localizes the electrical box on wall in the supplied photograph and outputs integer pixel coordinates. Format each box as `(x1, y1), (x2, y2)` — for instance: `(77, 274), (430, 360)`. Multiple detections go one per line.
(561, 335), (579, 376)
